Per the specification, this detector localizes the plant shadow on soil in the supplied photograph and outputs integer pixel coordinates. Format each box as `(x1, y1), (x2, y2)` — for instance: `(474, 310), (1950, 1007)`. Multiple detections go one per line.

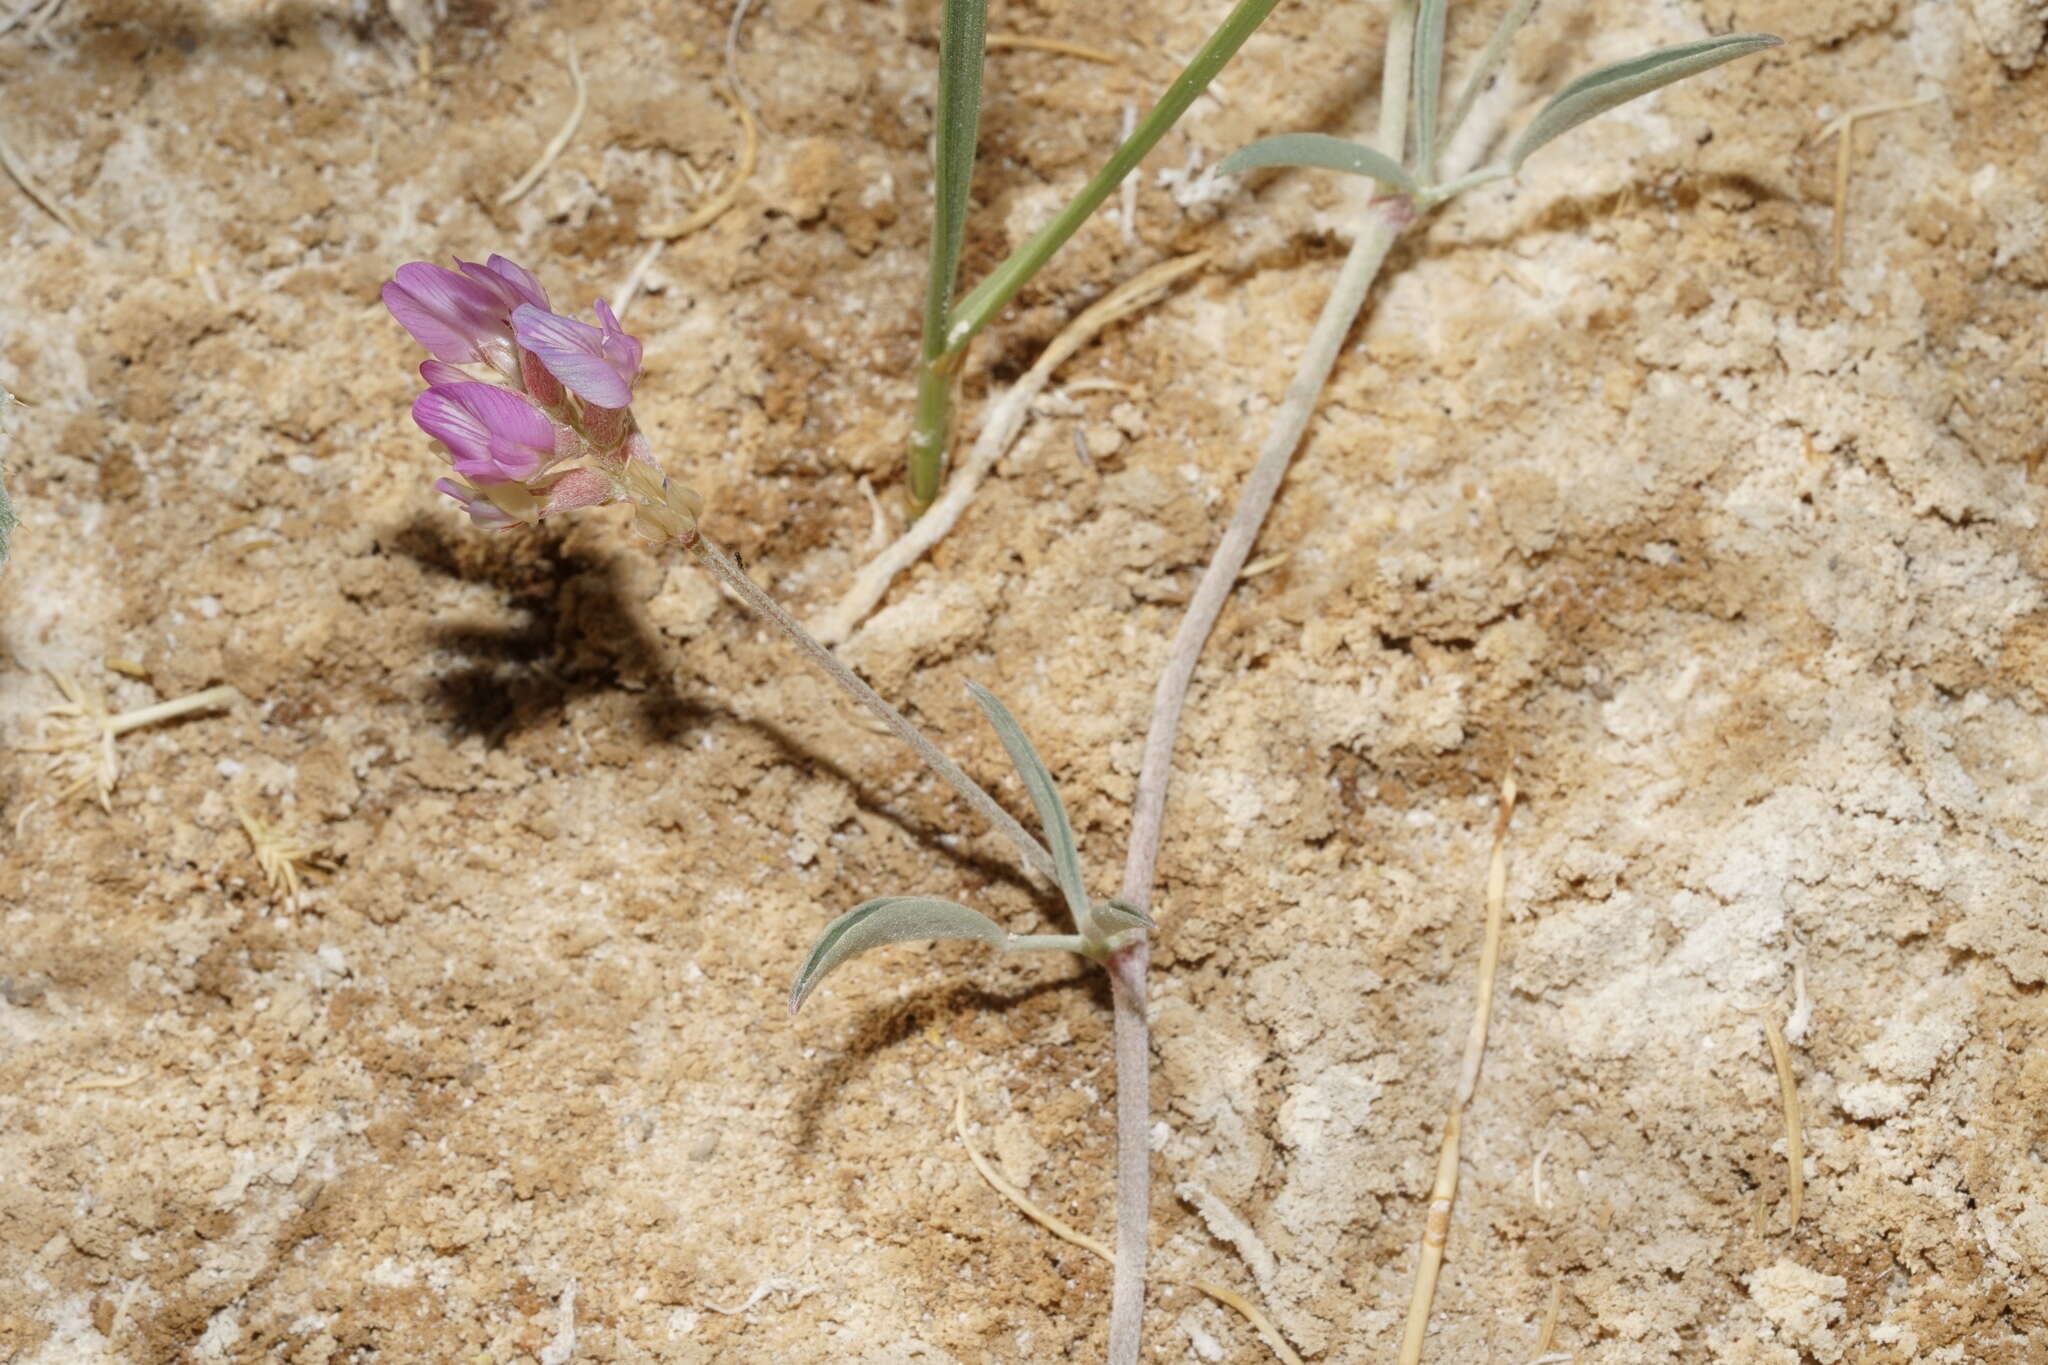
(389, 508), (1080, 967)
(788, 969), (1110, 1152)
(390, 513), (703, 745)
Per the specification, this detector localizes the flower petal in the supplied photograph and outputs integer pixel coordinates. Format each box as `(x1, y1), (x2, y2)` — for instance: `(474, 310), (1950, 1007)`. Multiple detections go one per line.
(383, 262), (511, 363)
(457, 255), (551, 313)
(592, 298), (644, 380)
(513, 303), (638, 409)
(419, 359), (470, 388)
(412, 382), (556, 482)
(486, 255), (551, 310)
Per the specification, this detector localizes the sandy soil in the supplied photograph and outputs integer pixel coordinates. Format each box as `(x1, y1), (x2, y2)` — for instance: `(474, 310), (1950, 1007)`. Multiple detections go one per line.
(4, 0), (2047, 1361)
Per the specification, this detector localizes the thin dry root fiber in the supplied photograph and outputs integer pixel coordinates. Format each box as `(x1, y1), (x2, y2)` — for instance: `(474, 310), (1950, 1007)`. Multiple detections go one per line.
(950, 1093), (1303, 1365)
(498, 36), (588, 207)
(986, 33), (1126, 66)
(1814, 96), (1938, 283)
(813, 252), (1211, 645)
(1396, 774), (1519, 1365)
(1763, 1008), (1805, 1232)
(638, 83), (759, 240)
(0, 122), (88, 236)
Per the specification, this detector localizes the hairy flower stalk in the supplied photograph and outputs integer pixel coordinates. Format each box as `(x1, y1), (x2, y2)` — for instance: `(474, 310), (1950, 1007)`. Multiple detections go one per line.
(382, 255), (1053, 882)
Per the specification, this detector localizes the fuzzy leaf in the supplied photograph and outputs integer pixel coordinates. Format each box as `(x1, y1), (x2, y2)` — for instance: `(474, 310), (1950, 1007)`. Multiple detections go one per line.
(1218, 133), (1420, 197)
(1092, 899), (1155, 937)
(967, 683), (1092, 932)
(789, 896), (1008, 1016)
(1508, 33), (1781, 171)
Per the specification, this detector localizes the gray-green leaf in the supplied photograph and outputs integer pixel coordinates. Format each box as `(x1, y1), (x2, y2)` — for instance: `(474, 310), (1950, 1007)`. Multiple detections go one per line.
(1218, 133), (1420, 198)
(1508, 33), (1781, 171)
(966, 683), (1093, 934)
(789, 896), (1008, 1015)
(1092, 898), (1154, 937)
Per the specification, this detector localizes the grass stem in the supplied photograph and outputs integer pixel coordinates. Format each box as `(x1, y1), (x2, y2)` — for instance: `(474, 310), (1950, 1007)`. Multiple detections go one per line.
(907, 0), (1279, 510)
(907, 0), (991, 511)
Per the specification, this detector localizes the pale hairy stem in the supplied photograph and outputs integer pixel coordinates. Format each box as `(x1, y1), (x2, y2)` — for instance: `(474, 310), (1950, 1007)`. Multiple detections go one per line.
(1103, 198), (1408, 1365)
(1102, 13), (1419, 1347)
(683, 533), (1057, 884)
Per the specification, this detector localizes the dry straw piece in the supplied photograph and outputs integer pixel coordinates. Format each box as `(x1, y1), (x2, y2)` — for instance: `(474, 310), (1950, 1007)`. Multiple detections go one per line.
(1396, 774), (1519, 1365)
(0, 121), (87, 236)
(237, 803), (325, 912)
(24, 670), (238, 810)
(637, 82), (759, 241)
(1812, 95), (1938, 282)
(498, 37), (588, 207)
(1762, 1006), (1805, 1232)
(986, 33), (1127, 66)
(813, 251), (1211, 645)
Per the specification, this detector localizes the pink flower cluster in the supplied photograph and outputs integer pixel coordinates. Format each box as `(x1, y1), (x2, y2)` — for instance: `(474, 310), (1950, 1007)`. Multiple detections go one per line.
(382, 255), (700, 537)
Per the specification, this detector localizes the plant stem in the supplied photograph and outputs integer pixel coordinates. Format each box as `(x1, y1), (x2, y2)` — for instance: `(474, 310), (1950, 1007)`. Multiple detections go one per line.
(1436, 0), (1538, 159)
(1005, 933), (1092, 954)
(907, 0), (1280, 509)
(1103, 187), (1408, 1365)
(1104, 4), (1421, 1346)
(908, 0), (991, 512)
(1118, 207), (1404, 911)
(1379, 0), (1419, 162)
(683, 533), (1057, 884)
(1417, 163), (1508, 206)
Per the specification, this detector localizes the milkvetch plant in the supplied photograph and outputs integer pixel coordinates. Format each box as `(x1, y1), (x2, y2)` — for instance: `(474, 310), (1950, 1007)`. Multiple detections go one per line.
(382, 254), (1060, 892)
(380, 7), (1780, 1358)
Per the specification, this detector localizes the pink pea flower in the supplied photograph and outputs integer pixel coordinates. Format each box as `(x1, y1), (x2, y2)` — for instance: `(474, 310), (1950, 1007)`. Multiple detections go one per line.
(383, 264), (514, 371)
(412, 382), (559, 483)
(386, 253), (702, 540)
(512, 299), (643, 410)
(457, 255), (550, 312)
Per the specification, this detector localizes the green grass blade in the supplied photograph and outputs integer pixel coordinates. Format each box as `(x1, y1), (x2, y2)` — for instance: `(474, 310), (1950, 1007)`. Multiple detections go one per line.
(1219, 132), (1420, 198)
(1508, 33), (1781, 171)
(944, 0), (1281, 357)
(966, 683), (1092, 933)
(908, 0), (991, 506)
(1412, 0), (1448, 183)
(789, 896), (1008, 1015)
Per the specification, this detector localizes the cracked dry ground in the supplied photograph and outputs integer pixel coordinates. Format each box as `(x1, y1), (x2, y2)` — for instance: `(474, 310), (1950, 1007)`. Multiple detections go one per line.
(3, 0), (2047, 1362)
